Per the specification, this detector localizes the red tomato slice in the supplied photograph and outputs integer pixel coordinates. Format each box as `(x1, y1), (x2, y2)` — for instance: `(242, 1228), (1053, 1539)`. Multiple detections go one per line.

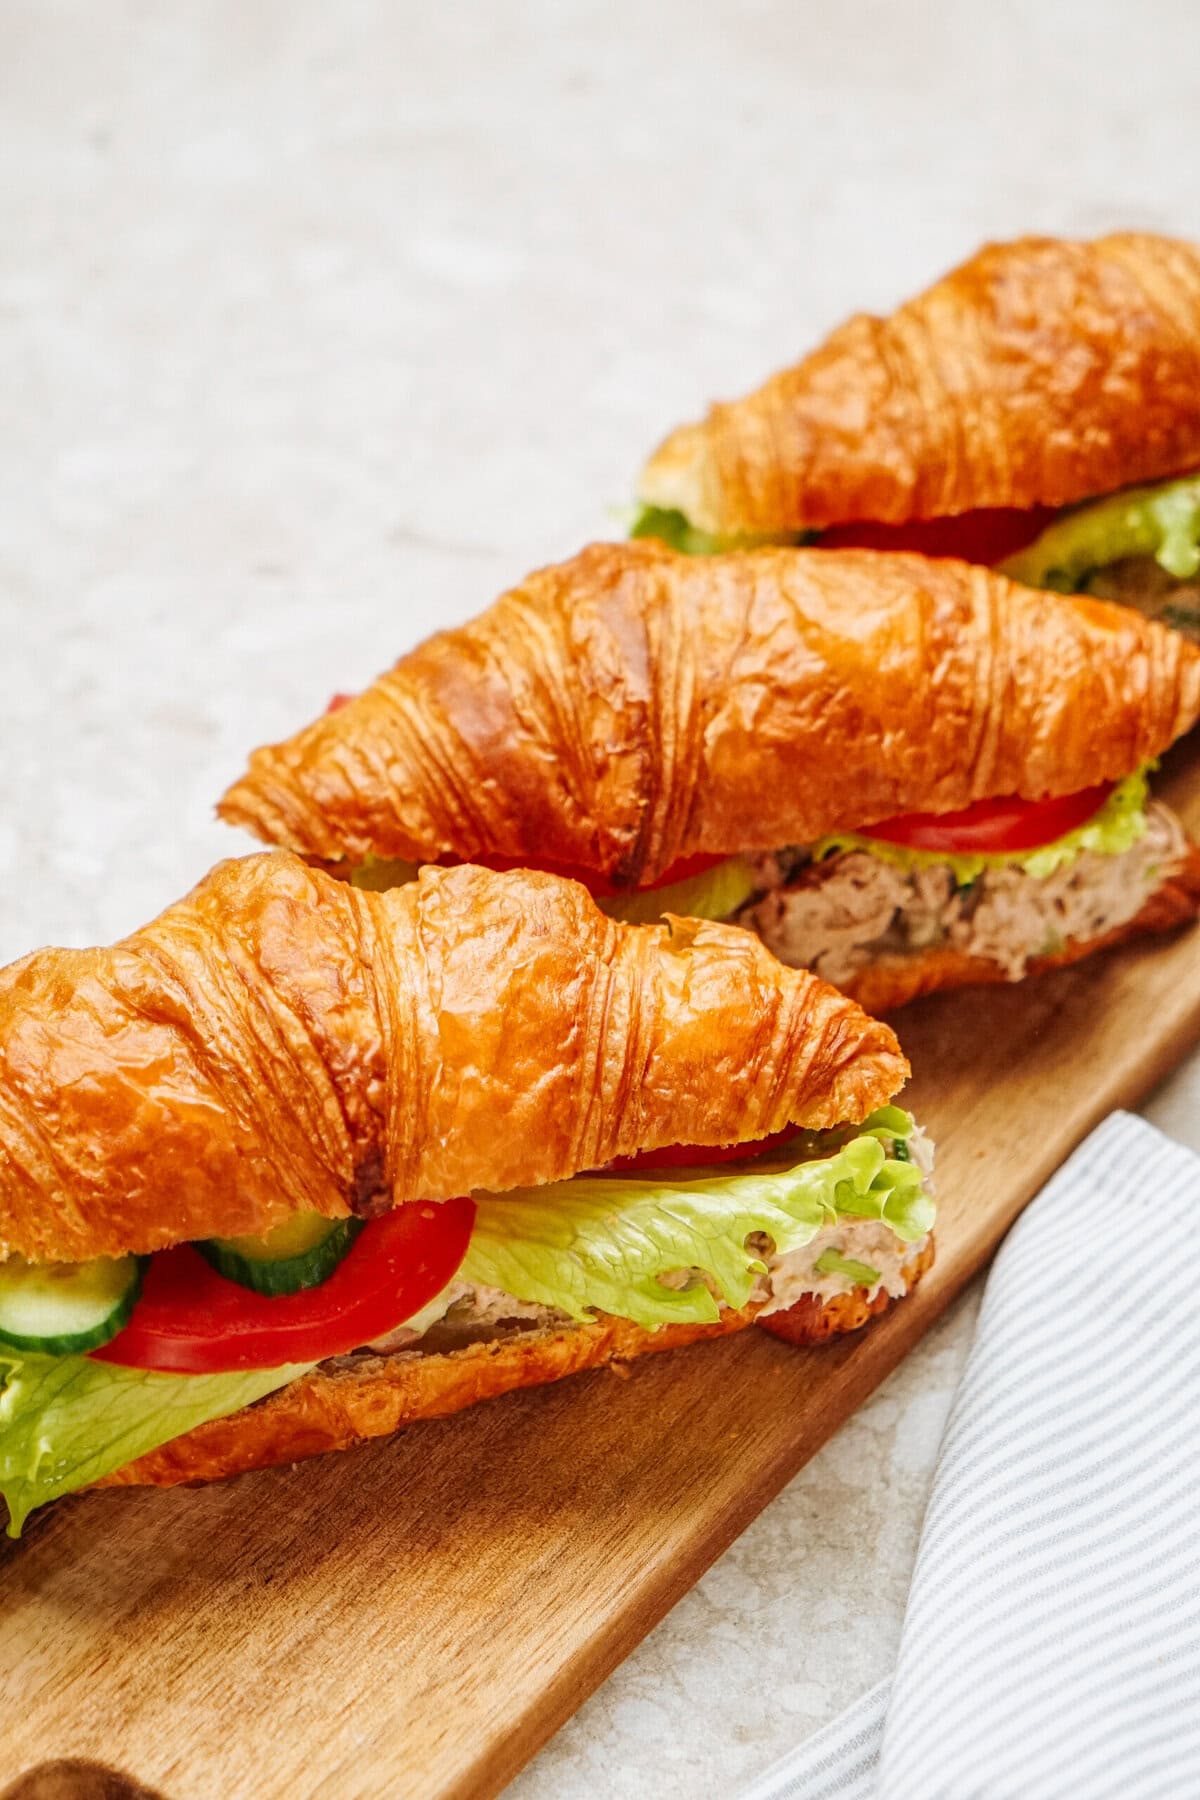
(94, 1197), (475, 1375)
(325, 691), (356, 713)
(819, 506), (1059, 566)
(862, 782), (1115, 856)
(602, 1127), (798, 1173)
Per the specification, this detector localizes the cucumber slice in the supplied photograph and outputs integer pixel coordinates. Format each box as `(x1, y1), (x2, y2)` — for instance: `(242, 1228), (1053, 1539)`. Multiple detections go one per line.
(0, 1254), (143, 1355)
(199, 1213), (363, 1296)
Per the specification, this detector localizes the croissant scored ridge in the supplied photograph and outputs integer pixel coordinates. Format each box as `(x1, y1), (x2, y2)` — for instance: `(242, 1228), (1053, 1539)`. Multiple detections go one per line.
(0, 853), (906, 1264)
(638, 232), (1200, 536)
(218, 542), (1200, 885)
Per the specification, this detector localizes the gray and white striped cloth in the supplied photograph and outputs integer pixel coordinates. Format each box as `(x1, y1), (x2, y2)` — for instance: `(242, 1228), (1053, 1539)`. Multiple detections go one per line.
(741, 1111), (1200, 1800)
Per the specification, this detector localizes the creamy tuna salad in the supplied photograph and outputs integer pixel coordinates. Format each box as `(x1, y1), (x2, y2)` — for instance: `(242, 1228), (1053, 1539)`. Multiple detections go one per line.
(364, 1122), (934, 1357)
(366, 1214), (929, 1357)
(741, 800), (1187, 988)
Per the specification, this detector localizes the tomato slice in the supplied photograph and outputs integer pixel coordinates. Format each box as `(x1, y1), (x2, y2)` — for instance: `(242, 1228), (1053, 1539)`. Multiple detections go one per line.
(94, 1197), (475, 1375)
(602, 1127), (798, 1173)
(862, 782), (1115, 856)
(819, 506), (1059, 566)
(325, 692), (356, 714)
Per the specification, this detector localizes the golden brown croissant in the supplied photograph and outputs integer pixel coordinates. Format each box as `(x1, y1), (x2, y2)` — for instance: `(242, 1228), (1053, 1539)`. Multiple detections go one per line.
(638, 233), (1200, 537)
(0, 851), (905, 1265)
(218, 541), (1200, 886)
(102, 1237), (936, 1491)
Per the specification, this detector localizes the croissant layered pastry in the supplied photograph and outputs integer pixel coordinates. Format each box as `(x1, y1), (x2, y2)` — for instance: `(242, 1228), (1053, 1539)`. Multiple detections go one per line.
(0, 853), (933, 1532)
(635, 233), (1200, 640)
(219, 541), (1200, 1011)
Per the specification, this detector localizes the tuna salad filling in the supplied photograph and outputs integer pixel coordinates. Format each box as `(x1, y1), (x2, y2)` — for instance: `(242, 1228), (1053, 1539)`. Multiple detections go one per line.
(365, 1123), (935, 1358)
(363, 1198), (933, 1359)
(739, 801), (1186, 988)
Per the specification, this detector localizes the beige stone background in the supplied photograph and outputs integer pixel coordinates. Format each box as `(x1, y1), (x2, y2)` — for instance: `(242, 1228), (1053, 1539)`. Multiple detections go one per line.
(1, 4), (1197, 1795)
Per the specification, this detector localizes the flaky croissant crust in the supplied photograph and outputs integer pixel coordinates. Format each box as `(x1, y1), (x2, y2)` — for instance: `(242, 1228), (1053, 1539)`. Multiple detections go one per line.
(638, 233), (1200, 536)
(219, 542), (1200, 885)
(0, 854), (905, 1264)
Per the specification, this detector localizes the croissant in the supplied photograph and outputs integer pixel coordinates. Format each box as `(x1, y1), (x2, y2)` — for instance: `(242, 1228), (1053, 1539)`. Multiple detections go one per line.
(219, 541), (1200, 885)
(0, 851), (905, 1265)
(0, 856), (928, 1512)
(637, 232), (1200, 538)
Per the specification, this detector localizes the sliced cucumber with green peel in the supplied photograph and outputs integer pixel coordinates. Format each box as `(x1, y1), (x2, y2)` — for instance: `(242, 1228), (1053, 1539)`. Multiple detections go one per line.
(813, 1248), (881, 1287)
(199, 1212), (363, 1296)
(0, 1253), (143, 1354)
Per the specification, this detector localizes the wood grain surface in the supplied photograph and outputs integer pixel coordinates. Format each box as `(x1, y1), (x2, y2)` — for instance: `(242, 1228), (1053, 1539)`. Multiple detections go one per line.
(4, 743), (1200, 1800)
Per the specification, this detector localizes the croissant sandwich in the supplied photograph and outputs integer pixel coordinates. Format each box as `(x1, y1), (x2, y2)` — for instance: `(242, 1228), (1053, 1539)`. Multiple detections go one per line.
(0, 853), (933, 1534)
(635, 232), (1200, 638)
(219, 542), (1200, 1012)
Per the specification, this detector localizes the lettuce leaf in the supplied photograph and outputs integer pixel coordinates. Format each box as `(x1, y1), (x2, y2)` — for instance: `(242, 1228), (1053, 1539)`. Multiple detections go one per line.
(810, 766), (1150, 887)
(0, 1352), (311, 1536)
(459, 1113), (932, 1330)
(351, 848), (758, 926)
(1001, 475), (1200, 593)
(630, 504), (811, 557)
(599, 854), (758, 924)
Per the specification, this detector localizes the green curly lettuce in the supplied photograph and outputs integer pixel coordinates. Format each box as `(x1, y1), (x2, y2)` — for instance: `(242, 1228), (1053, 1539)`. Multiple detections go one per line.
(599, 855), (758, 924)
(1001, 475), (1200, 594)
(630, 504), (811, 557)
(810, 766), (1150, 888)
(0, 1354), (312, 1537)
(460, 1109), (932, 1330)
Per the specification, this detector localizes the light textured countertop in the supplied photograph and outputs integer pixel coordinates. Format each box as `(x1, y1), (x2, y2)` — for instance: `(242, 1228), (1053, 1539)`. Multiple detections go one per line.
(2, 5), (1197, 1795)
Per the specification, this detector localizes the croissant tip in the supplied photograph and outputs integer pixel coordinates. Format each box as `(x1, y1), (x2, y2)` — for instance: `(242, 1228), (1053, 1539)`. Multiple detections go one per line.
(638, 421), (718, 532)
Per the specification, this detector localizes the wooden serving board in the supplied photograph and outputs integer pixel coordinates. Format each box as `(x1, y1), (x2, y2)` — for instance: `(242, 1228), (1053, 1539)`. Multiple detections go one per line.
(4, 745), (1200, 1800)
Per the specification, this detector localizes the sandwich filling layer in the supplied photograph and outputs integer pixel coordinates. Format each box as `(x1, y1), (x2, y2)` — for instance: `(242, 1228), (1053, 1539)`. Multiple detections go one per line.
(591, 766), (1188, 987)
(0, 1111), (934, 1533)
(740, 800), (1186, 988)
(1001, 474), (1200, 639)
(366, 1198), (933, 1357)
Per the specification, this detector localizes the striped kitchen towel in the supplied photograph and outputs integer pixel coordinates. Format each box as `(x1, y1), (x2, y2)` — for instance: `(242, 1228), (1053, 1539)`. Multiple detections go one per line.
(741, 1111), (1200, 1800)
